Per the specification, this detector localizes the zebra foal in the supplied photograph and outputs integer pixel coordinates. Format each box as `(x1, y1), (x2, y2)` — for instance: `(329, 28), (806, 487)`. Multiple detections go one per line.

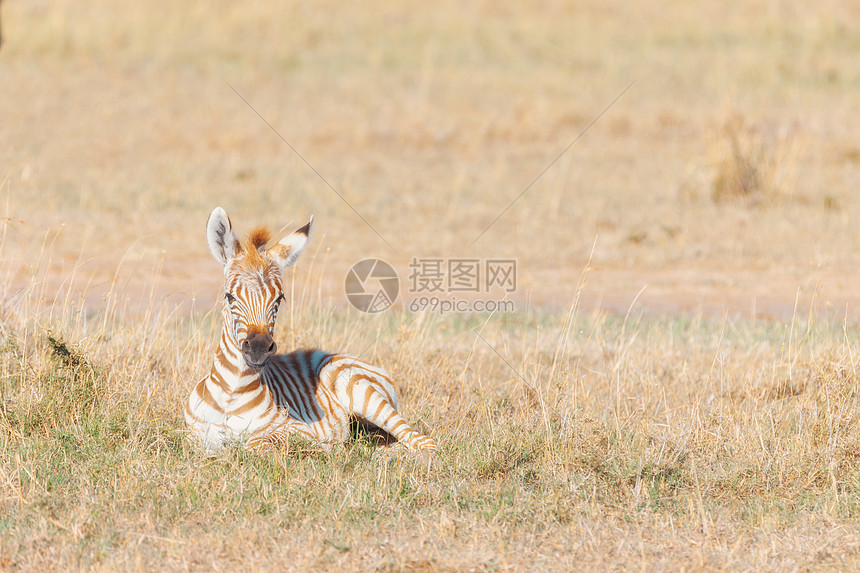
(185, 207), (436, 454)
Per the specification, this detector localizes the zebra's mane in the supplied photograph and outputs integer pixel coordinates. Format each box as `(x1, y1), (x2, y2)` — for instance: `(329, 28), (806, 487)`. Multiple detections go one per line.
(246, 226), (271, 250)
(239, 226), (273, 268)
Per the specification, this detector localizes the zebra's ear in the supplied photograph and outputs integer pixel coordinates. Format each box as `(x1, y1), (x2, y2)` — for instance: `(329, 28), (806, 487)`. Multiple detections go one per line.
(206, 207), (240, 265)
(268, 215), (313, 271)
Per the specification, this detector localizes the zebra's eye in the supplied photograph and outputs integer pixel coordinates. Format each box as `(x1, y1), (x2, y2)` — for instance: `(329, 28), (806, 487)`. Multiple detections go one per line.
(225, 292), (236, 304)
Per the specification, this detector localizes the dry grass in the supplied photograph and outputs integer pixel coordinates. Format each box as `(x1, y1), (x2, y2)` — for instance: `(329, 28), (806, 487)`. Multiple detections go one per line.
(708, 114), (804, 205)
(2, 269), (860, 571)
(2, 0), (860, 570)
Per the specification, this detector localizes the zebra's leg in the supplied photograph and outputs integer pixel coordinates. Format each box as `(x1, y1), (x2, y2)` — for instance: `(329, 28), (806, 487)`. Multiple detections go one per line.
(338, 369), (436, 452)
(245, 416), (317, 451)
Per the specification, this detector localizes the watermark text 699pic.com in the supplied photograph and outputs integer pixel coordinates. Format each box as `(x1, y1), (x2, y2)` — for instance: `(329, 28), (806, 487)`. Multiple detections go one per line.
(407, 296), (515, 314)
(345, 258), (517, 315)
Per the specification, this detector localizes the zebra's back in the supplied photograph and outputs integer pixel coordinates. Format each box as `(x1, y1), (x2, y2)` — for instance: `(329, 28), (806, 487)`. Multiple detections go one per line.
(259, 349), (433, 450)
(261, 349), (349, 442)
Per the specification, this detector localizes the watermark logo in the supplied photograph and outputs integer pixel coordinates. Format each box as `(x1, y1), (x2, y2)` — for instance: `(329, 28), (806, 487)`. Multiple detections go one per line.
(345, 259), (400, 313)
(346, 258), (517, 314)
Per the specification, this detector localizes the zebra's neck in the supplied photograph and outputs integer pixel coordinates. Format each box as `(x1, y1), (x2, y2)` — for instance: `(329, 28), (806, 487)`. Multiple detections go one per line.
(211, 321), (262, 392)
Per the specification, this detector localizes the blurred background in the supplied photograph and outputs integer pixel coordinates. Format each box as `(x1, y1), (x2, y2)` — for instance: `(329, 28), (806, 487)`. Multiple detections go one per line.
(1, 0), (858, 320)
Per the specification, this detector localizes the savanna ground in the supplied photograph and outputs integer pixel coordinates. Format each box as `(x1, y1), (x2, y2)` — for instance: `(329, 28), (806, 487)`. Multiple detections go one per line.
(2, 1), (860, 570)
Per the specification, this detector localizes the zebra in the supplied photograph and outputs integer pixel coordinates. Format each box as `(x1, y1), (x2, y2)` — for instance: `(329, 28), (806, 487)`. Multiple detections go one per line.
(185, 207), (437, 454)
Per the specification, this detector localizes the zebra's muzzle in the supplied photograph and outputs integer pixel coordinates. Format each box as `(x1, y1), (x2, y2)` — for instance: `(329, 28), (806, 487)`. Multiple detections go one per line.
(241, 330), (277, 369)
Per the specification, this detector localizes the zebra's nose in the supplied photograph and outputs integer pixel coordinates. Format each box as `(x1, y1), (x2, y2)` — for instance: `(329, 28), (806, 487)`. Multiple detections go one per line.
(241, 330), (277, 368)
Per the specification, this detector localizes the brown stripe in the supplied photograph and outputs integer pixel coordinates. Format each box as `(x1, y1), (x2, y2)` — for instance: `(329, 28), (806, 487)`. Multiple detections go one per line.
(229, 388), (267, 415)
(295, 426), (316, 439)
(184, 402), (206, 423)
(233, 379), (261, 394)
(375, 380), (395, 405)
(345, 375), (361, 411)
(246, 437), (265, 450)
(209, 369), (230, 393)
(352, 368), (394, 404)
(353, 361), (391, 383)
(327, 362), (355, 383)
(318, 388), (340, 425)
(349, 373), (375, 389)
(388, 419), (407, 436)
(216, 351), (239, 375)
(260, 393), (276, 419)
(369, 399), (387, 424)
(347, 374), (376, 412)
(359, 386), (375, 418)
(249, 423), (271, 441)
(326, 355), (351, 366)
(368, 368), (392, 384)
(197, 380), (224, 413)
(380, 410), (397, 427)
(221, 335), (240, 361)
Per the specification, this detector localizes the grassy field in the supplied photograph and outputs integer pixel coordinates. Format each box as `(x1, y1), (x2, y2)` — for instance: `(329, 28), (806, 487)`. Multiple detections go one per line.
(2, 0), (860, 570)
(3, 293), (860, 570)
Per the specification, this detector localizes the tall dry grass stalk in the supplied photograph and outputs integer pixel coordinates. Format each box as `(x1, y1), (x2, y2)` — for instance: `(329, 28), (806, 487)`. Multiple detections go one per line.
(709, 114), (804, 205)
